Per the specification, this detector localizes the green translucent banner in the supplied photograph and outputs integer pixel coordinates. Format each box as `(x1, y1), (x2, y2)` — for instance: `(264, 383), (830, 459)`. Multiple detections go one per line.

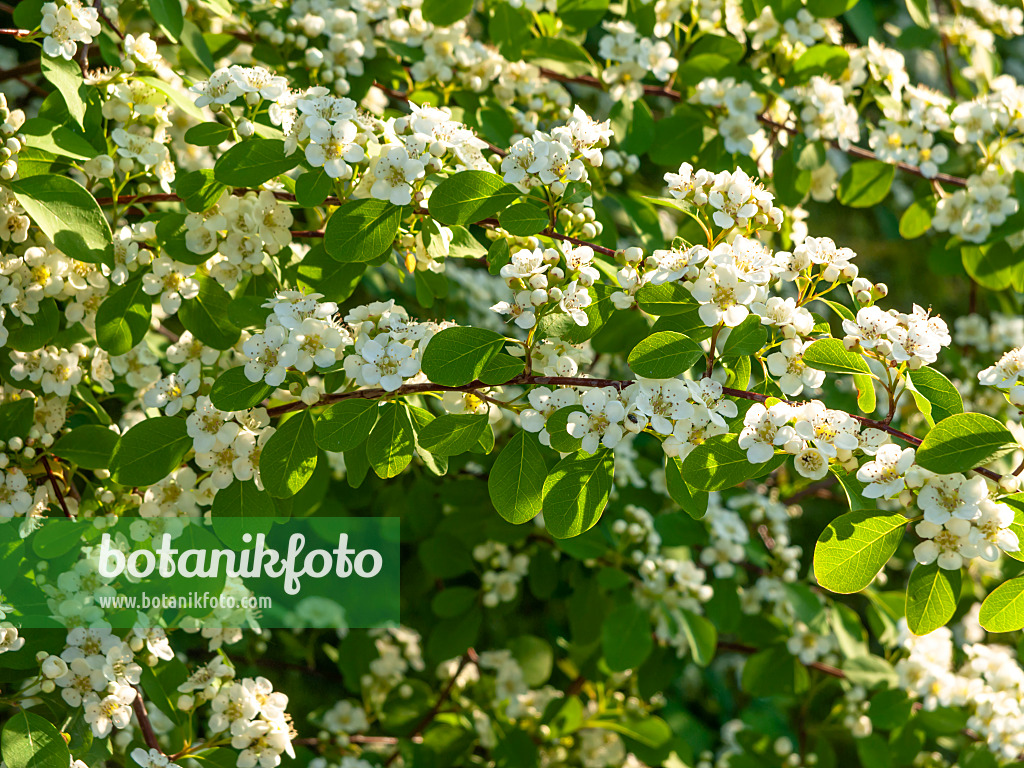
(0, 517), (399, 630)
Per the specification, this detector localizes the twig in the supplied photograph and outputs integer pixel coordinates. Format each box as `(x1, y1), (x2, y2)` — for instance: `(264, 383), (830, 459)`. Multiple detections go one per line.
(131, 685), (163, 753)
(41, 456), (73, 519)
(716, 640), (844, 678)
(537, 67), (968, 189)
(0, 27), (31, 36)
(384, 651), (477, 765)
(0, 60), (41, 82)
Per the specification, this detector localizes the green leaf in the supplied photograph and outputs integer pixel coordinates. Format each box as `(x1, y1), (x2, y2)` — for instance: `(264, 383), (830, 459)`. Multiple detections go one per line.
(314, 400), (380, 452)
(149, 0), (184, 40)
(295, 168), (333, 208)
(521, 37), (598, 78)
(610, 99), (655, 155)
(183, 122), (233, 146)
(542, 449), (614, 538)
(602, 602), (652, 671)
(498, 201), (550, 236)
(906, 563), (960, 635)
(915, 413), (1016, 474)
(679, 608), (717, 666)
(807, 0), (860, 15)
(428, 170), (520, 226)
(176, 169), (228, 213)
(51, 425), (119, 470)
(803, 338), (872, 375)
(1002, 495), (1024, 564)
(18, 118), (96, 160)
(720, 315), (767, 358)
(535, 283), (618, 344)
(0, 399), (34, 442)
(855, 373), (877, 413)
(961, 243), (1021, 291)
(636, 281), (696, 316)
(417, 414), (488, 456)
(665, 456), (709, 519)
(907, 367), (963, 425)
(323, 199), (403, 262)
(1, 710), (72, 768)
(213, 139), (299, 187)
(260, 411), (318, 497)
(899, 198), (935, 239)
(40, 55), (87, 129)
(681, 433), (785, 492)
(904, 0), (931, 28)
(627, 331), (704, 378)
(545, 406), (584, 453)
(742, 645), (809, 696)
(178, 274), (240, 349)
(421, 0), (473, 25)
(508, 635), (554, 687)
(813, 509), (907, 593)
(789, 44), (850, 85)
(837, 160), (896, 208)
(490, 431), (547, 525)
(209, 367), (274, 411)
(480, 352), (526, 385)
(10, 175), (113, 265)
(420, 327), (507, 386)
(110, 417), (192, 486)
(210, 479), (276, 539)
(95, 276), (151, 355)
(979, 576), (1024, 632)
(6, 298), (60, 352)
(32, 521), (86, 559)
(557, 0), (610, 29)
(366, 402), (414, 479)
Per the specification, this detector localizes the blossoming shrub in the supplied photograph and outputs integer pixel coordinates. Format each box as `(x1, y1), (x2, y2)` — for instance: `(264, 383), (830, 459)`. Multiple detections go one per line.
(3, 0), (1024, 766)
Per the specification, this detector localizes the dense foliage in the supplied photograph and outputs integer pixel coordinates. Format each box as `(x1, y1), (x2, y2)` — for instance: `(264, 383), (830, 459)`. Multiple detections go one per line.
(3, 0), (1024, 766)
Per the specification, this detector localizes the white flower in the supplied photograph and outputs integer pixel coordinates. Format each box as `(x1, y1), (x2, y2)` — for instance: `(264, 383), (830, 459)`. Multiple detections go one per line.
(632, 379), (693, 435)
(142, 257), (200, 314)
(914, 518), (972, 570)
(857, 444), (915, 499)
(559, 281), (592, 326)
(83, 686), (136, 738)
(690, 264), (757, 327)
(131, 747), (182, 768)
(491, 291), (536, 330)
(766, 339), (825, 397)
(567, 387), (627, 454)
(369, 145), (425, 206)
(243, 325), (297, 387)
(917, 474), (989, 525)
(359, 335), (420, 391)
(305, 119), (365, 180)
(738, 403), (794, 464)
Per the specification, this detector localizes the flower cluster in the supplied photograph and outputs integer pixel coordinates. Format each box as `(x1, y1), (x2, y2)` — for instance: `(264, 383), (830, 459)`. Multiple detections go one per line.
(597, 21), (678, 102)
(842, 303), (952, 369)
(184, 190), (294, 290)
(932, 167), (1020, 244)
(501, 107), (614, 192)
(40, 0), (101, 60)
(492, 244), (598, 330)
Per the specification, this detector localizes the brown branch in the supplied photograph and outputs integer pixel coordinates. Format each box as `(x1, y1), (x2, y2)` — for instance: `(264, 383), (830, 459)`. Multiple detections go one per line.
(0, 27), (30, 36)
(265, 373), (1008, 481)
(131, 685), (163, 753)
(384, 651), (476, 765)
(537, 67), (968, 189)
(41, 456), (73, 519)
(716, 641), (844, 678)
